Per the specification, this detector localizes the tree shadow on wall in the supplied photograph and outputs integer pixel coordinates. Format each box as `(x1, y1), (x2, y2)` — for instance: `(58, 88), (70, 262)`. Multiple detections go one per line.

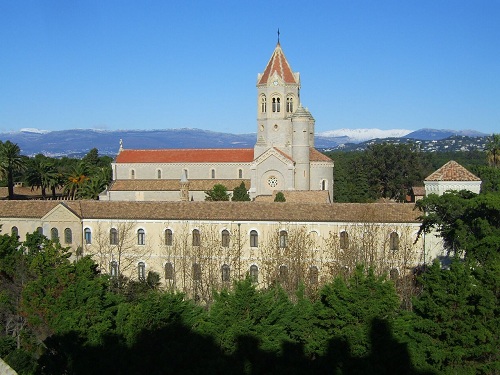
(36, 318), (435, 375)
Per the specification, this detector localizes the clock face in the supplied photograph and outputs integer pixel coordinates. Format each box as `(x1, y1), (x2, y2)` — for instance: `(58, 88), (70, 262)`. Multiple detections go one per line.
(273, 80), (278, 86)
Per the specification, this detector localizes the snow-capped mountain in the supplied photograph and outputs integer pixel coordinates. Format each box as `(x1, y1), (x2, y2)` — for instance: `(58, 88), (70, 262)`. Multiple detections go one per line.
(318, 128), (412, 143)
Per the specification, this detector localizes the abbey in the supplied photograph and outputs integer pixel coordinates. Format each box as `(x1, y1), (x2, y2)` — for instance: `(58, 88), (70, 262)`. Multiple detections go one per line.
(103, 41), (334, 202)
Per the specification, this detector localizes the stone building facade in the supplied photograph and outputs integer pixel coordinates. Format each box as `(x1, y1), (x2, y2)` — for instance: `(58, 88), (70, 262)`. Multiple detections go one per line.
(103, 42), (334, 202)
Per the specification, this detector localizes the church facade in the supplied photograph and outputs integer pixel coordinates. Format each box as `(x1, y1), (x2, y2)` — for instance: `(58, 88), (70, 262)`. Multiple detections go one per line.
(103, 42), (334, 202)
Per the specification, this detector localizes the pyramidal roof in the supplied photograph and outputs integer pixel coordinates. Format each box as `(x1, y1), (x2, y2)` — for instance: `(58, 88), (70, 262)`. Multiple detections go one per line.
(425, 160), (481, 182)
(258, 42), (298, 85)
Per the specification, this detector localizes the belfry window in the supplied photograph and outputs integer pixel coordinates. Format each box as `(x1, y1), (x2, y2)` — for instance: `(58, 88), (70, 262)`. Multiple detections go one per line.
(157, 169), (161, 179)
(130, 169), (135, 179)
(272, 97), (281, 112)
(286, 96), (293, 113)
(261, 95), (267, 113)
(211, 169), (215, 179)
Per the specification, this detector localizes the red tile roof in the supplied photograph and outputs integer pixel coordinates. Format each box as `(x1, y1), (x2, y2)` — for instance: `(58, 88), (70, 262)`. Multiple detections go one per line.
(425, 160), (481, 182)
(310, 148), (334, 162)
(0, 200), (421, 223)
(116, 149), (254, 163)
(258, 42), (298, 85)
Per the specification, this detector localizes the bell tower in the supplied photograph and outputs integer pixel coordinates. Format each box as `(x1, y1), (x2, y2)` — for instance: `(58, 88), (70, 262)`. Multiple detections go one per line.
(254, 40), (301, 158)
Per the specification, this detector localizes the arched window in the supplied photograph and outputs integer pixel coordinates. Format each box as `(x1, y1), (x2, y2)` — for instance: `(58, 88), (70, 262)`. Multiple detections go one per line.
(261, 95), (267, 113)
(137, 229), (145, 245)
(130, 169), (135, 179)
(272, 97), (281, 112)
(193, 263), (201, 281)
(221, 230), (230, 247)
(192, 229), (200, 246)
(37, 227), (43, 235)
(165, 262), (174, 280)
(221, 264), (230, 282)
(51, 227), (59, 241)
(138, 262), (146, 281)
(183, 169), (188, 179)
(64, 228), (72, 244)
(390, 232), (400, 251)
(321, 179), (327, 190)
(211, 169), (215, 179)
(286, 96), (293, 113)
(165, 229), (173, 246)
(238, 169), (243, 179)
(249, 265), (259, 283)
(157, 169), (162, 179)
(279, 265), (288, 282)
(110, 228), (118, 245)
(279, 230), (288, 248)
(340, 231), (349, 250)
(250, 230), (258, 247)
(110, 261), (118, 277)
(309, 266), (319, 284)
(390, 268), (399, 280)
(84, 228), (92, 244)
(11, 226), (18, 238)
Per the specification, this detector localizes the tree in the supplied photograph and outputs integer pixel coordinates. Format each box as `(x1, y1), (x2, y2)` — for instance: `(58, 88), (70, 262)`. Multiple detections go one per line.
(416, 190), (500, 263)
(204, 184), (230, 201)
(274, 192), (286, 202)
(485, 133), (500, 168)
(64, 162), (90, 200)
(25, 154), (59, 199)
(0, 141), (26, 200)
(232, 182), (250, 201)
(364, 143), (430, 202)
(406, 258), (499, 374)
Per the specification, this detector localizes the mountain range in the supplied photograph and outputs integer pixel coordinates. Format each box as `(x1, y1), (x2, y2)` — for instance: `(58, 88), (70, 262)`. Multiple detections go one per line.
(0, 128), (489, 158)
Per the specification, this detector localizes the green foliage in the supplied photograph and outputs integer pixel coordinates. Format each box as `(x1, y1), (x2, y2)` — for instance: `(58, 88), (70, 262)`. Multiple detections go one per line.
(406, 259), (500, 374)
(0, 140), (26, 199)
(232, 181), (251, 201)
(204, 183), (230, 201)
(274, 191), (286, 202)
(472, 165), (500, 194)
(314, 266), (399, 357)
(416, 191), (500, 262)
(485, 133), (500, 168)
(204, 278), (293, 354)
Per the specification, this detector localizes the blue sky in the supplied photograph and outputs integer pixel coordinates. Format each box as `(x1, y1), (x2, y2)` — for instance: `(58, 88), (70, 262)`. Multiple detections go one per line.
(1, 1), (499, 135)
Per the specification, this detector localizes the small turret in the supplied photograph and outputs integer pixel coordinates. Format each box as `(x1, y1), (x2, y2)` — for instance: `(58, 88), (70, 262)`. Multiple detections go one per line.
(291, 105), (313, 190)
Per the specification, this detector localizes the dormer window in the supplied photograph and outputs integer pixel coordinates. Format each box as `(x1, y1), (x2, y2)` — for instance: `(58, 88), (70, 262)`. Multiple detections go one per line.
(261, 95), (267, 113)
(272, 97), (281, 112)
(286, 96), (293, 113)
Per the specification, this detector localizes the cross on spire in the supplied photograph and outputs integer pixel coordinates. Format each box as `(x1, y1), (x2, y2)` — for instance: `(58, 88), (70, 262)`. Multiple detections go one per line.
(277, 28), (280, 44)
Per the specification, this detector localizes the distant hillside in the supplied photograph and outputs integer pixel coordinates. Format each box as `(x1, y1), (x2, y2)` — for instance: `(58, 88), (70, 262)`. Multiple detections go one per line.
(0, 128), (491, 157)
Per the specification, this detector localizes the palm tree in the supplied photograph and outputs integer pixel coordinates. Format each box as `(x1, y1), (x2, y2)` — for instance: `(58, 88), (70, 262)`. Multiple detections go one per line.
(64, 162), (89, 200)
(0, 141), (26, 200)
(25, 155), (59, 199)
(486, 133), (500, 168)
